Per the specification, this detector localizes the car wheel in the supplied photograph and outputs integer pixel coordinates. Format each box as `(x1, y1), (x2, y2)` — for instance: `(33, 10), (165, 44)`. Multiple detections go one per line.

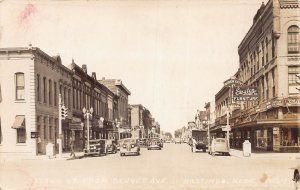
(203, 149), (206, 152)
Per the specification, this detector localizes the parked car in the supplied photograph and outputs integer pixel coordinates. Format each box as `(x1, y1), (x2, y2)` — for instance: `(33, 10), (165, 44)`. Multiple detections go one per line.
(106, 139), (117, 154)
(292, 165), (300, 189)
(175, 137), (181, 144)
(139, 138), (147, 146)
(84, 139), (106, 156)
(147, 138), (162, 150)
(208, 138), (230, 156)
(120, 138), (140, 156)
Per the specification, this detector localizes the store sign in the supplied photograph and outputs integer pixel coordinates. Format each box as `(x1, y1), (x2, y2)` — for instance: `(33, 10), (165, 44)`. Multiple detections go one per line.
(224, 78), (244, 87)
(232, 86), (259, 101)
(31, 132), (39, 138)
(285, 98), (300, 106)
(69, 122), (83, 130)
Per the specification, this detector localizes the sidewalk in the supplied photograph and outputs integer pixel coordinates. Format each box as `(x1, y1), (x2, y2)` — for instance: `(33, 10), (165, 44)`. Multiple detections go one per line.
(229, 148), (300, 159)
(0, 151), (85, 162)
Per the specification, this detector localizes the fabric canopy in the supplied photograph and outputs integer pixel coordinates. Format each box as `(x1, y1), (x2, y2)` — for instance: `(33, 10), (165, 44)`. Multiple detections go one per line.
(12, 116), (25, 129)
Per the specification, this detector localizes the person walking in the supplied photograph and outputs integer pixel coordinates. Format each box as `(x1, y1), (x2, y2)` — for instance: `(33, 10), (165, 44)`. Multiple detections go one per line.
(70, 137), (76, 158)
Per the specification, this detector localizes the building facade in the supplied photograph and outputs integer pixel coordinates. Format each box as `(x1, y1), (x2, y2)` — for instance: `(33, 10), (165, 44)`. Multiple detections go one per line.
(0, 46), (72, 156)
(232, 0), (300, 152)
(99, 79), (131, 139)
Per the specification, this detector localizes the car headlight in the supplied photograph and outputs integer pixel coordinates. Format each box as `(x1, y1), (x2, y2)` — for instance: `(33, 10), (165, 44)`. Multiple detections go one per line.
(123, 144), (126, 148)
(131, 144), (135, 148)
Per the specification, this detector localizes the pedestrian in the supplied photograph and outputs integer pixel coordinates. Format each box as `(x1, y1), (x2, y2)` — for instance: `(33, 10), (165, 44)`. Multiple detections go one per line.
(70, 137), (76, 158)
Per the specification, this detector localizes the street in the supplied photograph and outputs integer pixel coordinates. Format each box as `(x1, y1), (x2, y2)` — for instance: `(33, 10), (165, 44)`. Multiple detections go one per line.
(0, 143), (298, 190)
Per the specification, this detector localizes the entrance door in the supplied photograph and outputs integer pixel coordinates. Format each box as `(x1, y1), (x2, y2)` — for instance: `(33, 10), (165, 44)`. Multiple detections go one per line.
(267, 128), (273, 151)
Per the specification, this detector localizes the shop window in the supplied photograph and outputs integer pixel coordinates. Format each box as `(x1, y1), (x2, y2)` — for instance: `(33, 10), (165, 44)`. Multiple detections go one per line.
(288, 25), (300, 53)
(17, 128), (26, 143)
(15, 73), (25, 100)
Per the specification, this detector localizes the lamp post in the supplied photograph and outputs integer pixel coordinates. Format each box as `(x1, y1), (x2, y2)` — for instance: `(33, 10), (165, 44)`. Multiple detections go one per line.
(83, 107), (93, 151)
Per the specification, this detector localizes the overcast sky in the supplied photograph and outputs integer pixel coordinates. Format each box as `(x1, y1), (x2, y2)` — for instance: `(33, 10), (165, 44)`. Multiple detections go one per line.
(0, 0), (263, 133)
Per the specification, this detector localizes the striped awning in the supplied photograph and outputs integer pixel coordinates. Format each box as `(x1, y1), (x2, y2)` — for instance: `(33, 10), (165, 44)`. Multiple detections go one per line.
(12, 116), (25, 129)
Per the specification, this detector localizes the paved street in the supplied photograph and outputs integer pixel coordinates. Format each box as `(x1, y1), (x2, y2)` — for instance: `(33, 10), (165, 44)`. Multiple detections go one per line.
(0, 143), (299, 190)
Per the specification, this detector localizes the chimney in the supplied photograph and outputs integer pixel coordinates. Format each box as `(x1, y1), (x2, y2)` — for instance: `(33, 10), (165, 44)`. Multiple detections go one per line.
(82, 64), (87, 74)
(92, 72), (97, 80)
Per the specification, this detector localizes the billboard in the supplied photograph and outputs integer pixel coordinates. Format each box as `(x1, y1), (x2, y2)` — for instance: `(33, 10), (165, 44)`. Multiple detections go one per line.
(232, 86), (259, 101)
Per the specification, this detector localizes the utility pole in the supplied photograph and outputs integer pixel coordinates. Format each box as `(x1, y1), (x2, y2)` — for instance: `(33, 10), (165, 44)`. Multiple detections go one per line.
(58, 94), (62, 157)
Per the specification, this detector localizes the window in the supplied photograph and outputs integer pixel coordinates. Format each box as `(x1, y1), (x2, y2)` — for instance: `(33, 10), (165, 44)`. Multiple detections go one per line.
(68, 89), (71, 109)
(17, 128), (26, 143)
(14, 115), (26, 143)
(288, 66), (300, 94)
(288, 25), (300, 53)
(49, 80), (52, 105)
(49, 118), (52, 140)
(272, 69), (276, 97)
(272, 30), (275, 58)
(54, 82), (57, 106)
(266, 38), (269, 63)
(43, 77), (47, 103)
(266, 73), (269, 100)
(15, 73), (25, 100)
(37, 74), (40, 101)
(44, 117), (47, 140)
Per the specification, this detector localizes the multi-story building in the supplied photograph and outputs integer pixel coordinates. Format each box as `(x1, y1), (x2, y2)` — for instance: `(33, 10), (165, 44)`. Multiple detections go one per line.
(99, 79), (131, 139)
(130, 104), (145, 139)
(0, 46), (122, 156)
(232, 0), (300, 152)
(0, 46), (72, 156)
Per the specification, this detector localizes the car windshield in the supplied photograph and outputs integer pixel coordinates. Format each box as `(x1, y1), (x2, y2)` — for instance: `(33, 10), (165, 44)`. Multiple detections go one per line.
(216, 139), (225, 143)
(123, 139), (136, 144)
(89, 140), (99, 145)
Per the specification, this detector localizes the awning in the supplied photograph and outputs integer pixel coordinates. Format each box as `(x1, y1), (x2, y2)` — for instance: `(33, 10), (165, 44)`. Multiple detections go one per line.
(12, 116), (25, 129)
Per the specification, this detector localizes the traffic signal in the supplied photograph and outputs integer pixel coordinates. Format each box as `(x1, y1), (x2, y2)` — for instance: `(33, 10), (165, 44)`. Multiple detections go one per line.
(61, 105), (68, 120)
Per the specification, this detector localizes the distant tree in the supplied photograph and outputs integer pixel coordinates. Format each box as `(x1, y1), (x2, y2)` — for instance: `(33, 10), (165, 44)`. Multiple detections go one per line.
(174, 129), (182, 138)
(164, 132), (172, 139)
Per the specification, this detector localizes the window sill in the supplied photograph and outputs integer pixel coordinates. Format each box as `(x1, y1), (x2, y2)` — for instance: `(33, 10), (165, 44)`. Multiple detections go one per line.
(15, 100), (26, 103)
(16, 143), (27, 146)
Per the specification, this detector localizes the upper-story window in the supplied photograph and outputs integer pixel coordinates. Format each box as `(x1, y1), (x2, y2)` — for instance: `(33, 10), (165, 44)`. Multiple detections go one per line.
(54, 82), (57, 106)
(49, 79), (52, 105)
(37, 74), (40, 102)
(43, 77), (47, 103)
(15, 73), (25, 100)
(288, 25), (300, 53)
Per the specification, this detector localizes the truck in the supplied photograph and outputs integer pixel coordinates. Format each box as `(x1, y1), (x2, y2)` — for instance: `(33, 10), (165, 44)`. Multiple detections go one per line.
(190, 129), (208, 152)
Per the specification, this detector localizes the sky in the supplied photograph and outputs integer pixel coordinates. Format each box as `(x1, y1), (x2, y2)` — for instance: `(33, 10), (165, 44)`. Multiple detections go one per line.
(0, 0), (263, 134)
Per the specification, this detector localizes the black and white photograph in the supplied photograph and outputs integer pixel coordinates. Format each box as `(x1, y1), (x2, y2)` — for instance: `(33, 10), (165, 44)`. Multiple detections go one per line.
(0, 0), (299, 189)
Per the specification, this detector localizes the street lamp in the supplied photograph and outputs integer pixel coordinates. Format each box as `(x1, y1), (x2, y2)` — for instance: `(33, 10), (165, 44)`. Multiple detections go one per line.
(115, 118), (121, 140)
(83, 107), (93, 152)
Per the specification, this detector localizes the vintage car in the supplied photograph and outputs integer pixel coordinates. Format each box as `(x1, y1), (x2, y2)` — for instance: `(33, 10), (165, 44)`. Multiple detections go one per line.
(147, 138), (162, 150)
(292, 165), (300, 189)
(208, 138), (230, 156)
(106, 139), (117, 154)
(174, 137), (181, 144)
(120, 138), (140, 156)
(138, 138), (147, 146)
(84, 139), (106, 156)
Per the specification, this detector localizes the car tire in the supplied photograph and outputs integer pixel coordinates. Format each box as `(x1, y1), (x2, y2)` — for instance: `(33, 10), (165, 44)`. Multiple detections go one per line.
(203, 149), (206, 153)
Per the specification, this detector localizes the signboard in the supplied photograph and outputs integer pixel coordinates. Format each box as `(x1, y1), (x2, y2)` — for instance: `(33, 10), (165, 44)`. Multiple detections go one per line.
(232, 86), (259, 101)
(221, 125), (231, 132)
(224, 78), (244, 87)
(31, 132), (39, 138)
(69, 122), (83, 130)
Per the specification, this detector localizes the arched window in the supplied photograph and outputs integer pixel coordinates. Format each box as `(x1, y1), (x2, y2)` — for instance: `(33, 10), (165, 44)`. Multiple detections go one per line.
(15, 73), (25, 100)
(288, 25), (299, 53)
